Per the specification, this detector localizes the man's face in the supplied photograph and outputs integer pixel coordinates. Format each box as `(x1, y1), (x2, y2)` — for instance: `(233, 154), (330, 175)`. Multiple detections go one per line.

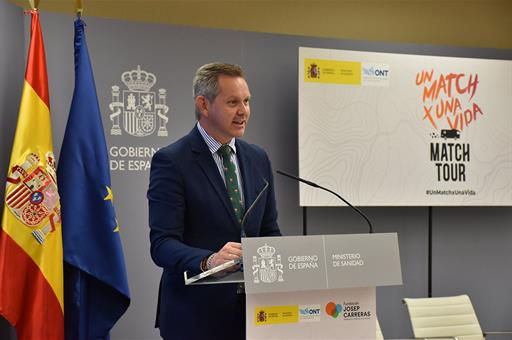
(197, 75), (251, 144)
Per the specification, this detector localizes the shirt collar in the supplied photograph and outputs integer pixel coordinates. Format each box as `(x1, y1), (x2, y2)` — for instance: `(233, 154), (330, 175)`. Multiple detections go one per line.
(196, 121), (237, 154)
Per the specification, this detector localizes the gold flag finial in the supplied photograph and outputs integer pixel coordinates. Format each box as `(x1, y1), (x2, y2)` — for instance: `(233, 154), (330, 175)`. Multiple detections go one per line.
(28, 0), (40, 10)
(75, 0), (83, 16)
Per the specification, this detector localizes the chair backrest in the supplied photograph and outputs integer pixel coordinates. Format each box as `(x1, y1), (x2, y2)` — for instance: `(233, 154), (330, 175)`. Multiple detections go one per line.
(403, 294), (485, 340)
(376, 317), (384, 340)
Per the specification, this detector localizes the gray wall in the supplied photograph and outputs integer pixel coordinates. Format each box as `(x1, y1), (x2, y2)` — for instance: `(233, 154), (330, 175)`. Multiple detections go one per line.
(0, 4), (511, 339)
(0, 1), (24, 338)
(0, 2), (24, 203)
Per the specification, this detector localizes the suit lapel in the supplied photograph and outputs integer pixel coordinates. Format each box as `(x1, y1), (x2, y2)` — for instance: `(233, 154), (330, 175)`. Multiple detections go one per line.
(188, 128), (240, 229)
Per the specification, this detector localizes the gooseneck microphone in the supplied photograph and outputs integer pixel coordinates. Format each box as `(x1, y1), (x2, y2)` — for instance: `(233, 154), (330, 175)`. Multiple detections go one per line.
(276, 170), (373, 234)
(240, 178), (269, 238)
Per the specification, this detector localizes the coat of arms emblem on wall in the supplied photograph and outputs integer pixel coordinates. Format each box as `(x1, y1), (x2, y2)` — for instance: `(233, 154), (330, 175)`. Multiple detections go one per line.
(109, 65), (170, 137)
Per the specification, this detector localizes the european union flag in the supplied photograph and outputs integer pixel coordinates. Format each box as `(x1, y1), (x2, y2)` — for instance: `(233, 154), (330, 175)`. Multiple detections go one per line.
(57, 18), (130, 340)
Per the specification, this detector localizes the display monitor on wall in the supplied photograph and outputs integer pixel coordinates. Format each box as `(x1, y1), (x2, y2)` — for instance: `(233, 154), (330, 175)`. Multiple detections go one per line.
(299, 47), (512, 206)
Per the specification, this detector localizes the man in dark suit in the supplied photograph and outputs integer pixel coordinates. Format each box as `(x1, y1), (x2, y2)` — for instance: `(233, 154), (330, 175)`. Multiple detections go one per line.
(148, 62), (281, 340)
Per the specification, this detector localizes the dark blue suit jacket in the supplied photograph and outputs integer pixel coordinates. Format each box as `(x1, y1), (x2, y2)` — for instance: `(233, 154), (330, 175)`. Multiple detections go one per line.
(148, 127), (281, 340)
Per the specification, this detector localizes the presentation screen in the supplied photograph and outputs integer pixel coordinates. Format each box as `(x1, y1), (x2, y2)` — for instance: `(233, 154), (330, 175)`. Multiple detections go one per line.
(299, 47), (512, 206)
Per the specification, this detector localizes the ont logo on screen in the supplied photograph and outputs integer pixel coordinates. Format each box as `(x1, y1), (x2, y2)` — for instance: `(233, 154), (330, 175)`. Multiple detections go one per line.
(252, 244), (284, 284)
(109, 65), (170, 137)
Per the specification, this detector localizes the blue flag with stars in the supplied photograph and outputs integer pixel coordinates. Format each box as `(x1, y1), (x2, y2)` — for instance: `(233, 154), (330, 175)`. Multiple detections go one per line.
(57, 18), (130, 340)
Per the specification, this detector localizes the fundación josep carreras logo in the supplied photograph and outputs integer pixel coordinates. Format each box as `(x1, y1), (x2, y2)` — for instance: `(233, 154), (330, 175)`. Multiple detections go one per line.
(325, 302), (343, 318)
(326, 301), (372, 320)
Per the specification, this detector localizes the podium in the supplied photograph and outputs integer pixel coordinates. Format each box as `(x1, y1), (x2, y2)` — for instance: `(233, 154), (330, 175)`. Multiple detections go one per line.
(185, 233), (402, 339)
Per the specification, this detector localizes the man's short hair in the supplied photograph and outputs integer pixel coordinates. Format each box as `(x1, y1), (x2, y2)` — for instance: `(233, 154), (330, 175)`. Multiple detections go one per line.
(193, 62), (245, 120)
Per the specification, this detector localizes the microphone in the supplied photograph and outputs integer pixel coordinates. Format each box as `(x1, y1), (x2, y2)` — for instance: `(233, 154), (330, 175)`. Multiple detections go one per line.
(240, 178), (269, 238)
(184, 179), (270, 286)
(276, 170), (373, 233)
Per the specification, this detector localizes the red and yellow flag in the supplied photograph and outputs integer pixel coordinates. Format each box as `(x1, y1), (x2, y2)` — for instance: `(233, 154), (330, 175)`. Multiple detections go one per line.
(0, 10), (64, 340)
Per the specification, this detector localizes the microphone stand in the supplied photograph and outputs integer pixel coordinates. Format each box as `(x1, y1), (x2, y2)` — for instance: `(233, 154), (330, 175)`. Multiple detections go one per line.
(240, 179), (269, 238)
(276, 170), (373, 234)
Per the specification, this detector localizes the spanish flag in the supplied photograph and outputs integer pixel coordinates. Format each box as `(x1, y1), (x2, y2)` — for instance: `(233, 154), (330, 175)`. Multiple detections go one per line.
(0, 10), (64, 340)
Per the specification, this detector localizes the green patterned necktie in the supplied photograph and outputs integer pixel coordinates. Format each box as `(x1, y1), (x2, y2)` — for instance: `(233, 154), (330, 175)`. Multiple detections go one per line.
(218, 145), (244, 225)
